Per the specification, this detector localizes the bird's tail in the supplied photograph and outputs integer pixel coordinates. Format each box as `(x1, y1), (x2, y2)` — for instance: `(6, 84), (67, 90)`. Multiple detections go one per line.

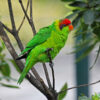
(16, 53), (28, 60)
(17, 59), (36, 84)
(17, 68), (28, 84)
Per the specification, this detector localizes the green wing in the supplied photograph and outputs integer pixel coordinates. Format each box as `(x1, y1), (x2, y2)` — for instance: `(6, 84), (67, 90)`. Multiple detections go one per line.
(20, 26), (52, 55)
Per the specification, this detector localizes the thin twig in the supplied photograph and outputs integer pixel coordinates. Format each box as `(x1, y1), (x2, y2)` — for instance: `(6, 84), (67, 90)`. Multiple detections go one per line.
(17, 0), (30, 32)
(42, 63), (52, 89)
(1, 22), (12, 34)
(31, 67), (43, 82)
(89, 45), (100, 70)
(19, 0), (30, 24)
(8, 0), (16, 32)
(8, 0), (24, 51)
(19, 0), (36, 34)
(30, 0), (36, 35)
(58, 80), (100, 94)
(50, 64), (55, 90)
(30, 0), (33, 20)
(46, 48), (55, 90)
(31, 67), (52, 94)
(14, 34), (24, 51)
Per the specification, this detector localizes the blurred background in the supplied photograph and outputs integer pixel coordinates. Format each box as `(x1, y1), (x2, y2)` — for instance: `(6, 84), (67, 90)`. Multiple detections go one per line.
(0, 0), (100, 100)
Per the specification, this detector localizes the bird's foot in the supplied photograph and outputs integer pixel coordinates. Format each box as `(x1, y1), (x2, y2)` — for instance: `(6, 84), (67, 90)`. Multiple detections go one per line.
(45, 48), (53, 53)
(45, 48), (53, 58)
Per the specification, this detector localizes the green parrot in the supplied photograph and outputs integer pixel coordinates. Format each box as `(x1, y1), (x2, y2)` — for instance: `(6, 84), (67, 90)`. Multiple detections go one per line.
(17, 18), (73, 84)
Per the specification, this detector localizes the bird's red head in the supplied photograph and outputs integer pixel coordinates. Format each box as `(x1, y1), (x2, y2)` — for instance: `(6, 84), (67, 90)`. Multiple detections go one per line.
(59, 18), (73, 31)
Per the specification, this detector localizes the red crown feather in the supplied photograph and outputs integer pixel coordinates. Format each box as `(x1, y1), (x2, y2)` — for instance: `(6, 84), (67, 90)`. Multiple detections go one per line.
(60, 19), (71, 25)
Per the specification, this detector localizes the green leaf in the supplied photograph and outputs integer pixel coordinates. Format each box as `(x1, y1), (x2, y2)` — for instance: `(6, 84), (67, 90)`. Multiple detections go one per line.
(69, 1), (87, 8)
(66, 10), (80, 19)
(0, 82), (19, 88)
(78, 96), (90, 100)
(89, 45), (100, 70)
(67, 38), (94, 55)
(0, 76), (17, 81)
(83, 10), (95, 25)
(92, 93), (100, 100)
(9, 59), (21, 73)
(58, 83), (68, 100)
(95, 18), (100, 22)
(0, 47), (3, 52)
(93, 26), (100, 38)
(76, 36), (94, 47)
(0, 62), (11, 77)
(0, 39), (5, 52)
(95, 0), (100, 4)
(72, 15), (81, 28)
(1, 40), (5, 50)
(76, 41), (97, 62)
(88, 0), (96, 7)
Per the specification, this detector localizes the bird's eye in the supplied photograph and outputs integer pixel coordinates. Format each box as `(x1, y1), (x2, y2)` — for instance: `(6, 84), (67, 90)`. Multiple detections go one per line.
(63, 24), (66, 26)
(60, 24), (66, 30)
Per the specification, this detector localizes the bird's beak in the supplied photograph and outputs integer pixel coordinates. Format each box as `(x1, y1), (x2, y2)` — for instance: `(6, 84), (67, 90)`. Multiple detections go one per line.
(68, 24), (73, 31)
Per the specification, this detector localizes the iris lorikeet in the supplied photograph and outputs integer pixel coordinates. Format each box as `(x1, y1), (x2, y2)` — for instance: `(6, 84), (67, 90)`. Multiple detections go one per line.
(17, 18), (73, 84)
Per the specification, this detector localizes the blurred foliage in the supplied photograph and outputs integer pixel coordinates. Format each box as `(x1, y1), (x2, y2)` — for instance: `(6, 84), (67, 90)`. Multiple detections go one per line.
(78, 93), (100, 100)
(62, 0), (100, 68)
(58, 83), (67, 100)
(92, 93), (100, 100)
(0, 39), (19, 88)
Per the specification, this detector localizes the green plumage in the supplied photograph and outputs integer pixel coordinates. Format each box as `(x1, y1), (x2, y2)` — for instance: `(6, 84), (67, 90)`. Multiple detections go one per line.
(18, 20), (70, 84)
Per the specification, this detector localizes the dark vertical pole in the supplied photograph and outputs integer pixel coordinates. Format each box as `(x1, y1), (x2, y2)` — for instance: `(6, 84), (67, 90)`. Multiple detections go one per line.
(75, 37), (89, 99)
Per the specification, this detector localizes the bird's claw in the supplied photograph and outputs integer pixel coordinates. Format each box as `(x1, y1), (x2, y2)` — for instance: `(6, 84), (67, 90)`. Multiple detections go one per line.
(45, 48), (53, 53)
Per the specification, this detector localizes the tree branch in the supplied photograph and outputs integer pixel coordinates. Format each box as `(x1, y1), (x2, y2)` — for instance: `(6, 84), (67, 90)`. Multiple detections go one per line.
(19, 0), (36, 35)
(30, 0), (36, 35)
(31, 67), (49, 91)
(51, 64), (55, 90)
(7, 0), (24, 51)
(58, 80), (100, 94)
(32, 67), (51, 94)
(1, 22), (13, 34)
(30, 0), (32, 19)
(46, 48), (55, 90)
(8, 0), (16, 33)
(17, 0), (30, 32)
(42, 63), (52, 89)
(14, 34), (24, 51)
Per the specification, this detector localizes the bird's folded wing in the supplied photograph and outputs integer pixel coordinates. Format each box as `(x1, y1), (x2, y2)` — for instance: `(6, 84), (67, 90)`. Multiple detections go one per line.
(20, 26), (52, 55)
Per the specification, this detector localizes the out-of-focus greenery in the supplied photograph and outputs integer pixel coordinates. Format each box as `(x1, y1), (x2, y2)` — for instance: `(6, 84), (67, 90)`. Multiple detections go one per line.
(0, 39), (19, 88)
(58, 83), (67, 100)
(78, 93), (100, 100)
(92, 93), (100, 100)
(61, 0), (100, 68)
